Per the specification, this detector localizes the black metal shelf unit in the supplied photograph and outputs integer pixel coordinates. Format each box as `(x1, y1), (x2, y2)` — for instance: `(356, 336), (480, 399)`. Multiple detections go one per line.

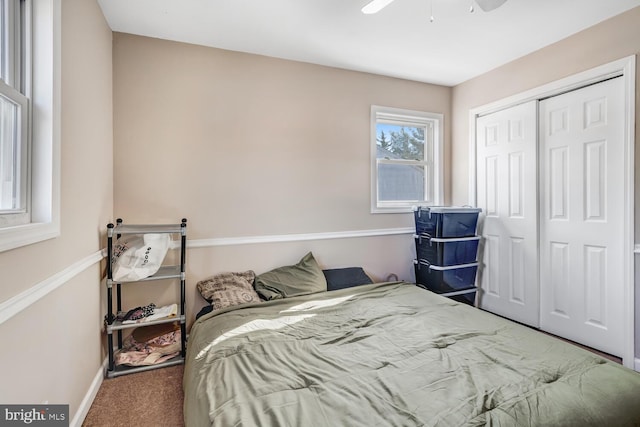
(104, 218), (187, 378)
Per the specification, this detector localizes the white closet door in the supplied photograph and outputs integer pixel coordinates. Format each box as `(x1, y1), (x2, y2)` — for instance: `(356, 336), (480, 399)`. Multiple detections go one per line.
(539, 77), (625, 356)
(476, 101), (539, 327)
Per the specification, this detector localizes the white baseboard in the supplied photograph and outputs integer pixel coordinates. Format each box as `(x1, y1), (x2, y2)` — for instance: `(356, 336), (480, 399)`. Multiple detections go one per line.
(635, 358), (640, 372)
(69, 357), (106, 427)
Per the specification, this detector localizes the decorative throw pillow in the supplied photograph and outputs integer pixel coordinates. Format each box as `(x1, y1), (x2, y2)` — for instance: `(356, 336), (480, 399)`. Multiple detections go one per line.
(196, 271), (261, 310)
(254, 252), (327, 300)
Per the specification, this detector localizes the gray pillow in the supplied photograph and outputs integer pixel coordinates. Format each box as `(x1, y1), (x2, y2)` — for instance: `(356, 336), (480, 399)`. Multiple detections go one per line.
(323, 267), (373, 291)
(254, 252), (327, 300)
(196, 271), (261, 310)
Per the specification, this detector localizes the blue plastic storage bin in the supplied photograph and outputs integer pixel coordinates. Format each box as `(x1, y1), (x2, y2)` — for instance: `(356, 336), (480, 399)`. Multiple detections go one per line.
(448, 289), (477, 306)
(414, 235), (480, 266)
(417, 282), (477, 306)
(413, 259), (478, 294)
(413, 206), (481, 238)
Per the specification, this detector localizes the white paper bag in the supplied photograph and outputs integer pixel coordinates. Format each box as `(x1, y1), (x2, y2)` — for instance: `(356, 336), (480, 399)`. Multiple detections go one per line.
(112, 233), (171, 281)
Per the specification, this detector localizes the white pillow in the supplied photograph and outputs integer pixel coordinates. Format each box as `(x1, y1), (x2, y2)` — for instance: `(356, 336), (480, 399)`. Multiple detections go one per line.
(112, 234), (171, 282)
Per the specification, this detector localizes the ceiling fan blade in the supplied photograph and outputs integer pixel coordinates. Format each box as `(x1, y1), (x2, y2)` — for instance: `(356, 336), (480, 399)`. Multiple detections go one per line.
(475, 0), (508, 12)
(361, 0), (396, 14)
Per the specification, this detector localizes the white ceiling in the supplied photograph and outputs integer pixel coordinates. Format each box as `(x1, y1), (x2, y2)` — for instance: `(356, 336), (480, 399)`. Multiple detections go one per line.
(97, 0), (640, 86)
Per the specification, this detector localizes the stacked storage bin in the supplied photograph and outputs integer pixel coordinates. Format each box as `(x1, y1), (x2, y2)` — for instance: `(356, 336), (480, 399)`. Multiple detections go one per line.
(413, 206), (482, 306)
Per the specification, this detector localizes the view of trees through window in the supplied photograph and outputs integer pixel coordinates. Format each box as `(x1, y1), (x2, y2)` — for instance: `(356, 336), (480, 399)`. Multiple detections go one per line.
(375, 123), (428, 203)
(376, 124), (425, 160)
(371, 106), (441, 212)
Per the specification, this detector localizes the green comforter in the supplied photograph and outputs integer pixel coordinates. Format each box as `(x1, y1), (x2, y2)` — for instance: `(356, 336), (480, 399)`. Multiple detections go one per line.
(184, 282), (640, 426)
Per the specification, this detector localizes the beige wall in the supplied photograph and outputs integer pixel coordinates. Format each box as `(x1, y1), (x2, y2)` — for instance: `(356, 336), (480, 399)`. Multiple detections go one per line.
(0, 0), (112, 419)
(113, 33), (451, 321)
(4, 4), (636, 417)
(451, 6), (640, 356)
(451, 6), (640, 206)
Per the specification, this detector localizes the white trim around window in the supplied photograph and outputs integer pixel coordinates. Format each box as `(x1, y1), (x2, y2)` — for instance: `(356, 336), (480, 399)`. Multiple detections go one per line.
(0, 0), (60, 252)
(370, 105), (443, 213)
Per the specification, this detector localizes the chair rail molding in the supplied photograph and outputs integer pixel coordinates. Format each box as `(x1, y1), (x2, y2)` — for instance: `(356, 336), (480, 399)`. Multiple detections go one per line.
(0, 249), (105, 325)
(0, 226), (414, 323)
(185, 227), (415, 249)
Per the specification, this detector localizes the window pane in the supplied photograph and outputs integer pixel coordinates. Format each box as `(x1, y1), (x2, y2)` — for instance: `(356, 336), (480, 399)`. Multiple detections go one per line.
(377, 163), (425, 202)
(0, 93), (18, 210)
(0, 0), (6, 83)
(376, 123), (424, 161)
(371, 106), (442, 213)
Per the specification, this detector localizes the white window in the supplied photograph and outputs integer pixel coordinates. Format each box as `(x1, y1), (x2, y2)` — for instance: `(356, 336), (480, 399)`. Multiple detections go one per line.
(370, 105), (443, 213)
(0, 0), (29, 227)
(0, 0), (60, 252)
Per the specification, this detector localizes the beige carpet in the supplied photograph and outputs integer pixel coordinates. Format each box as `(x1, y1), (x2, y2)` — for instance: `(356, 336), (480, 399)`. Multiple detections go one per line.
(83, 365), (184, 427)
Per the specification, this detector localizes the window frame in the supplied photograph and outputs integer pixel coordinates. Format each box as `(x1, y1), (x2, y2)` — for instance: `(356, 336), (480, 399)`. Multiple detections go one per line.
(0, 0), (29, 226)
(0, 0), (60, 252)
(370, 105), (444, 214)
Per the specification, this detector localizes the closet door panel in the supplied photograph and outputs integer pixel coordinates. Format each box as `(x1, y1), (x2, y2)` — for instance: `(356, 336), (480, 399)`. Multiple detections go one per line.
(539, 77), (625, 357)
(476, 101), (539, 327)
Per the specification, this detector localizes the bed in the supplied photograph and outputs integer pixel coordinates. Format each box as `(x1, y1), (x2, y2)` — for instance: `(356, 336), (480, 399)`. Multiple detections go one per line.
(184, 279), (640, 426)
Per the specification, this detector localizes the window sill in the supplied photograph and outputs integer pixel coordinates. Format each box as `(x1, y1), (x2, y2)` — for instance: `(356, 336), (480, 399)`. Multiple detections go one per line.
(0, 221), (60, 252)
(371, 206), (415, 214)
